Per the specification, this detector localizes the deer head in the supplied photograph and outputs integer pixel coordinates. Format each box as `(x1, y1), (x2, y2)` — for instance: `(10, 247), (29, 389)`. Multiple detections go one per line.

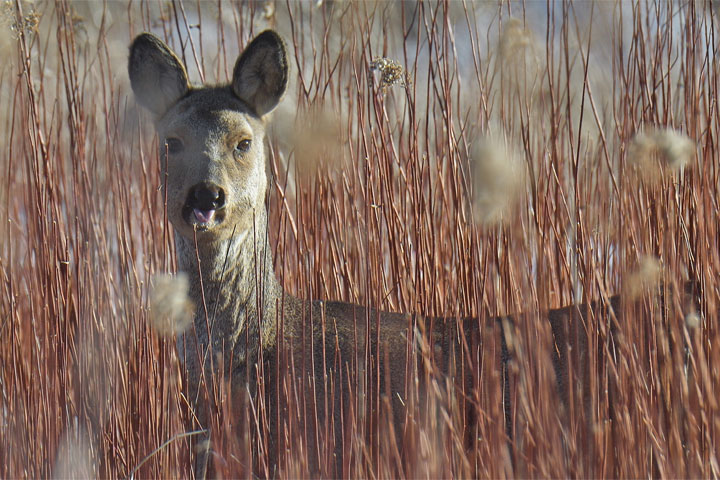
(128, 31), (288, 243)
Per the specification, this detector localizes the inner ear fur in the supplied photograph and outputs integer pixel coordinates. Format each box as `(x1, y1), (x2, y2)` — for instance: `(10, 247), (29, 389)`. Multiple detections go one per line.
(232, 30), (289, 117)
(128, 33), (190, 117)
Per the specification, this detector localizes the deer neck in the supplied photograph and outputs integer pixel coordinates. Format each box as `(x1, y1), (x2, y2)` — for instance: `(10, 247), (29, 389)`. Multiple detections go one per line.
(174, 209), (281, 359)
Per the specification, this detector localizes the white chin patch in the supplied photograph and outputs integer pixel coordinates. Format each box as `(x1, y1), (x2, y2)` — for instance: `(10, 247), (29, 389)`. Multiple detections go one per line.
(193, 208), (215, 224)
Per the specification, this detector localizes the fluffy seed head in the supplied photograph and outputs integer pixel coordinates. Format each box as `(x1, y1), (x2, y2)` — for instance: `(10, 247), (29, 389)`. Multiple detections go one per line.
(625, 255), (662, 301)
(470, 136), (526, 226)
(149, 273), (194, 337)
(53, 425), (95, 479)
(685, 311), (701, 329)
(627, 128), (695, 181)
(291, 108), (344, 176)
(499, 18), (533, 59)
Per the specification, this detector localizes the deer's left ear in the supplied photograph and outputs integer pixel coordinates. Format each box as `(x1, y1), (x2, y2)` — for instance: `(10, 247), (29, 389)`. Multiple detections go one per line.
(232, 30), (288, 116)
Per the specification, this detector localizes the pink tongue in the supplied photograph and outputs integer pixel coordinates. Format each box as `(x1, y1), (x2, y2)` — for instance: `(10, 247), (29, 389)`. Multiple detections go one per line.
(193, 208), (215, 223)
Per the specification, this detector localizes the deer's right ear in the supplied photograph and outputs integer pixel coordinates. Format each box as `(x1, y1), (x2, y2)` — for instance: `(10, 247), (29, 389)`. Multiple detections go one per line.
(128, 33), (189, 117)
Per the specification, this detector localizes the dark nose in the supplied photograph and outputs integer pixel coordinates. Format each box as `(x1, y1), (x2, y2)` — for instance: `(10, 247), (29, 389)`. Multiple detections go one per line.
(188, 182), (225, 210)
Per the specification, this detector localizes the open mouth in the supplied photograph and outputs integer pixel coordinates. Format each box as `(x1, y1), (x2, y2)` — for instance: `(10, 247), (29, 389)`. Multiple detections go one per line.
(182, 205), (224, 231)
(193, 208), (215, 224)
(183, 182), (226, 232)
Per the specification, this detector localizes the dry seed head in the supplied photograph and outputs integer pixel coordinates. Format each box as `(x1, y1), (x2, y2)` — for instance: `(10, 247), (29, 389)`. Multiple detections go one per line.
(627, 128), (695, 181)
(625, 255), (662, 301)
(149, 273), (194, 337)
(470, 136), (526, 226)
(369, 57), (411, 91)
(262, 1), (275, 20)
(1, 1), (39, 39)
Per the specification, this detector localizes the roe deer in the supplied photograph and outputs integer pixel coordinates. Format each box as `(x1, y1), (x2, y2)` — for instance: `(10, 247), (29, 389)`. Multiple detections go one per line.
(128, 30), (700, 478)
(129, 30), (431, 477)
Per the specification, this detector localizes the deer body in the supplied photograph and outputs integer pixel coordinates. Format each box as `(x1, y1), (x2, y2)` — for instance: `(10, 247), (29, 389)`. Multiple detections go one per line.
(128, 29), (646, 478)
(175, 222), (416, 476)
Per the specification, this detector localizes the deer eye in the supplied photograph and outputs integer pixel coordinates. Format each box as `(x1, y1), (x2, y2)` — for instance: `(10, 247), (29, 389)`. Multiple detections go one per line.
(164, 137), (184, 155)
(234, 139), (252, 156)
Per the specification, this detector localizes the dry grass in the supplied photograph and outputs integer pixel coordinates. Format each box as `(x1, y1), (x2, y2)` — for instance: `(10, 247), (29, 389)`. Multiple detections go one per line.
(1, 0), (719, 477)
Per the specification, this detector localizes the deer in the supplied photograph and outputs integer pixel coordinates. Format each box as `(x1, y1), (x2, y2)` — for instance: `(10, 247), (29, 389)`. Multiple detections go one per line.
(128, 30), (700, 478)
(129, 30), (432, 477)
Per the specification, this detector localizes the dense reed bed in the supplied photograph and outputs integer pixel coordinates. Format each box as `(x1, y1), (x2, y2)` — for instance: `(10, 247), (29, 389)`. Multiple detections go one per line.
(1, 1), (718, 477)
